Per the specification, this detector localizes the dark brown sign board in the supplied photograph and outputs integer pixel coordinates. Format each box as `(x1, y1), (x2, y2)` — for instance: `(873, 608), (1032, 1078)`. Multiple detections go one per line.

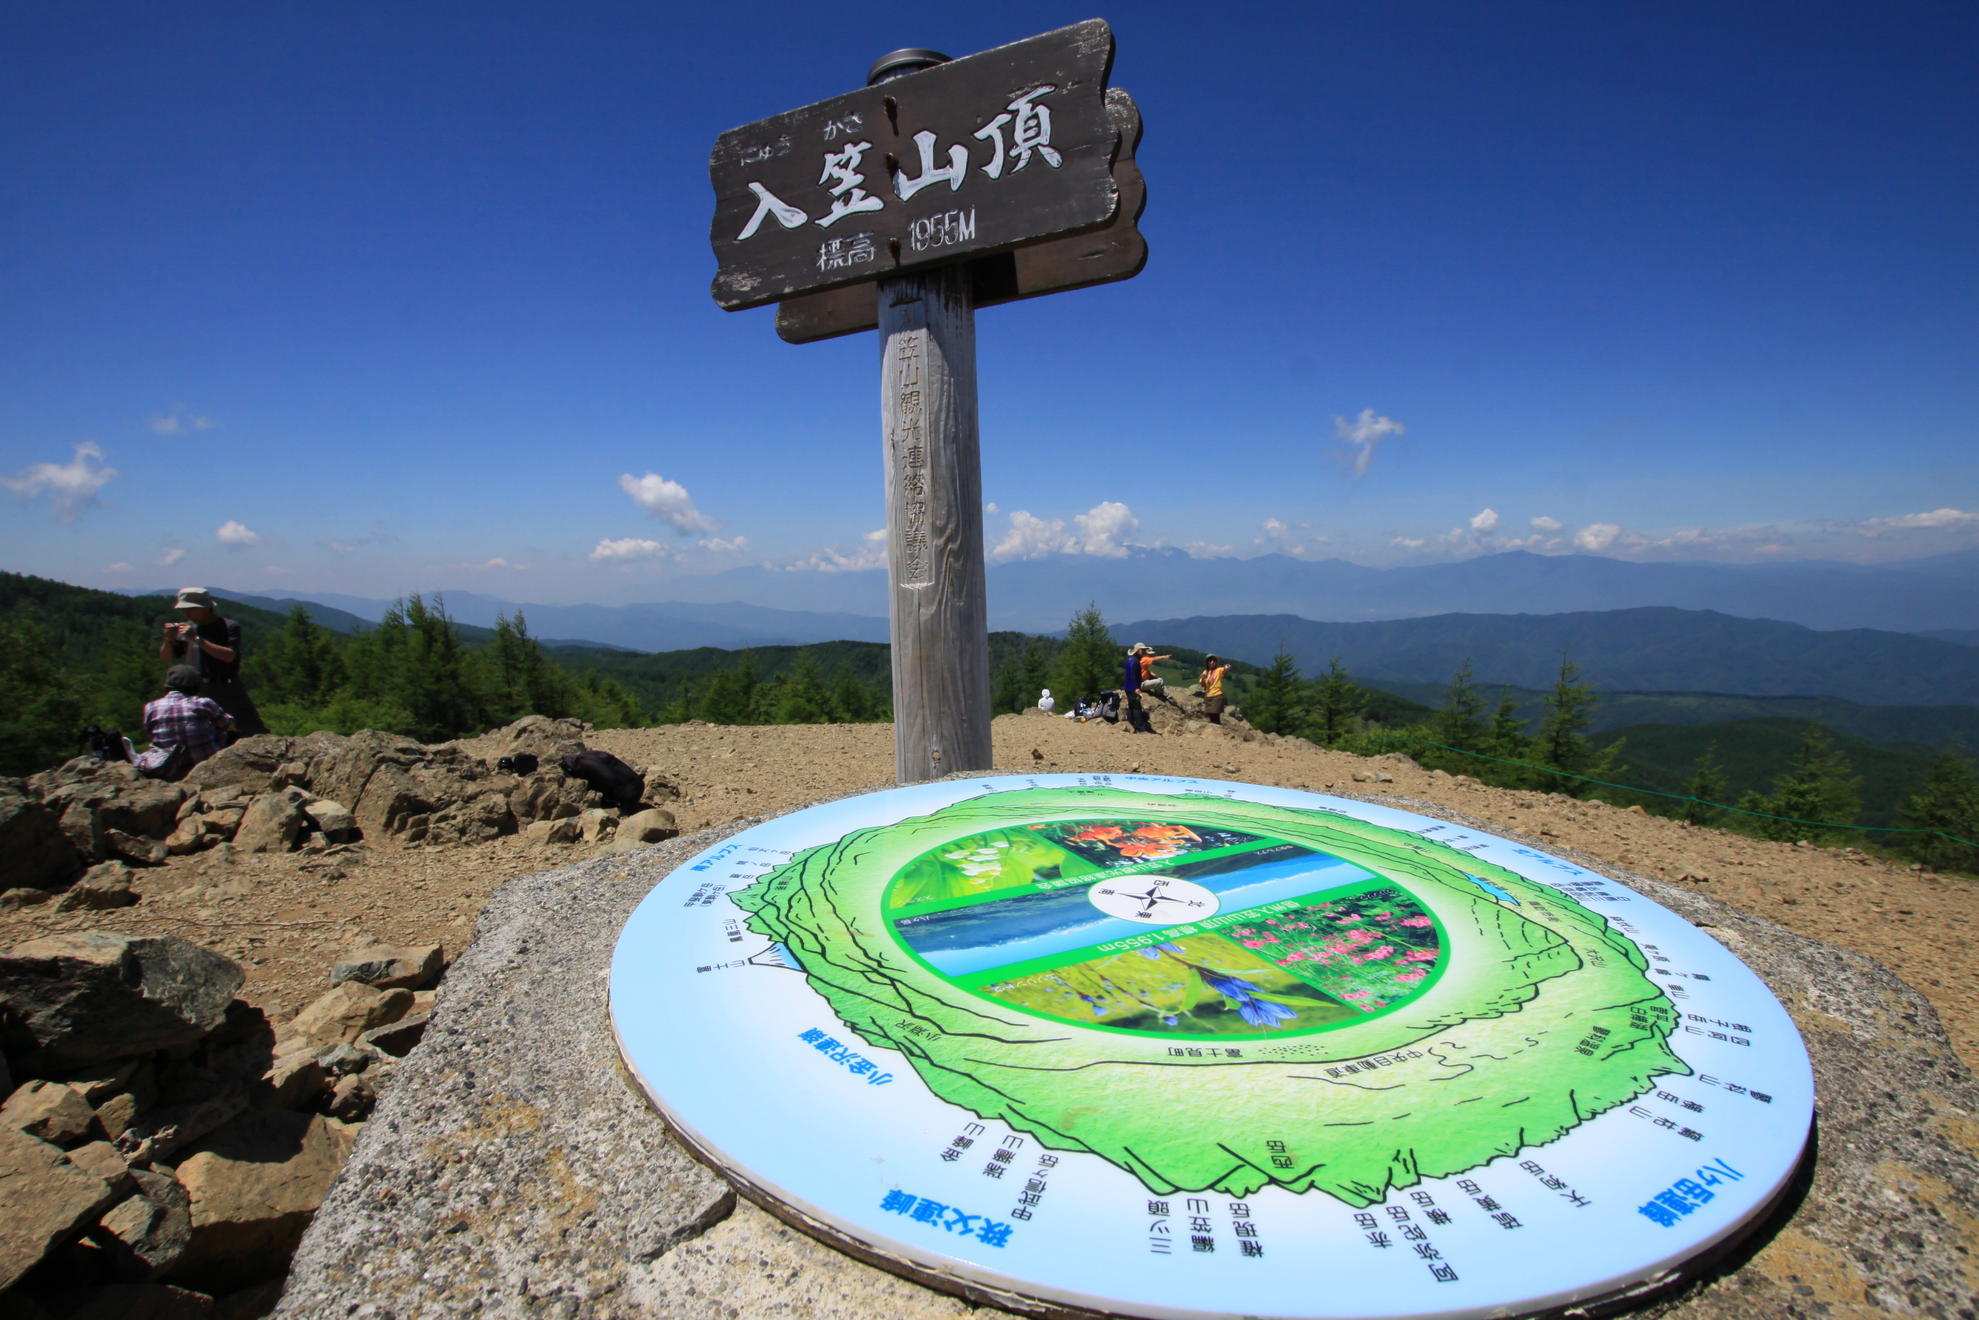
(709, 19), (1126, 312)
(774, 88), (1145, 343)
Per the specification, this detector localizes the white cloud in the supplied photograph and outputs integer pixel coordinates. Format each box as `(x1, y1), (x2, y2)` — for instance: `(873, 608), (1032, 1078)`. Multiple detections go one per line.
(990, 511), (1076, 562)
(2, 443), (118, 520)
(1861, 507), (1977, 534)
(987, 502), (1146, 562)
(698, 536), (750, 553)
(1530, 515), (1562, 532)
(1333, 409), (1405, 478)
(1184, 540), (1238, 557)
(1390, 536), (1427, 549)
(1074, 501), (1139, 557)
(105, 561), (134, 573)
(479, 557), (522, 570)
(215, 519), (262, 547)
(589, 537), (677, 562)
(323, 540), (356, 554)
(1573, 522), (1622, 552)
(160, 547), (186, 566)
(984, 501), (1000, 515)
(149, 409), (216, 436)
(1255, 517), (1331, 557)
(785, 529), (888, 573)
(1469, 508), (1500, 533)
(617, 472), (720, 535)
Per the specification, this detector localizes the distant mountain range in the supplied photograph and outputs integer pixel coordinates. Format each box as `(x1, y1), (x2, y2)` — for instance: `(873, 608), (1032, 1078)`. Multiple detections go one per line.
(124, 587), (891, 652)
(639, 546), (1979, 634)
(1114, 607), (1979, 708)
(133, 546), (1978, 653)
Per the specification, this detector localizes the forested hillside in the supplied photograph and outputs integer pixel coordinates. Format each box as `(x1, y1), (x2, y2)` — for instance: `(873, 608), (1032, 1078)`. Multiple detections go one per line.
(0, 573), (643, 774)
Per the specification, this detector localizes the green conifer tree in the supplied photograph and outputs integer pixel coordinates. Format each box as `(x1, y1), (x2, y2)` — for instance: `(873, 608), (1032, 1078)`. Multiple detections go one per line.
(1307, 656), (1366, 747)
(1049, 603), (1119, 703)
(1748, 725), (1861, 843)
(1895, 747), (1979, 873)
(1247, 647), (1305, 735)
(1682, 744), (1729, 826)
(1535, 651), (1612, 796)
(1432, 659), (1488, 755)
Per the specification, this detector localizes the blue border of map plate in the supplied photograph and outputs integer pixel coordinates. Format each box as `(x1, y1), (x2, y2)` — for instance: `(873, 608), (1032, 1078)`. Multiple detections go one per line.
(610, 775), (1813, 1320)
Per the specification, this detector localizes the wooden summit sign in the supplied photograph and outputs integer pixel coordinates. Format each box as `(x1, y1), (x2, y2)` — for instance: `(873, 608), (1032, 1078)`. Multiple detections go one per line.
(708, 19), (1145, 787)
(708, 19), (1145, 340)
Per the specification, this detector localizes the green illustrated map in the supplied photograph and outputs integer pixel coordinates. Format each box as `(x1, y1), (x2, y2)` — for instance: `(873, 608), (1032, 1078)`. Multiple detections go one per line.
(732, 787), (1686, 1205)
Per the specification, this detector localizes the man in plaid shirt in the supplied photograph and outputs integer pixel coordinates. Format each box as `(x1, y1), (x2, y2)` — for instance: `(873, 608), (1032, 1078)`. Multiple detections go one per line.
(137, 665), (235, 776)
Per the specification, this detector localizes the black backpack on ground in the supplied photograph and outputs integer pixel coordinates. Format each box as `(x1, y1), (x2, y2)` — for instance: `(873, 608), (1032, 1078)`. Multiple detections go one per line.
(560, 750), (645, 810)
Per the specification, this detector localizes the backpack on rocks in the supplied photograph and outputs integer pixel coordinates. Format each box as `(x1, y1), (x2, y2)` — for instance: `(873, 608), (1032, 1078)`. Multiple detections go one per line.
(560, 750), (644, 810)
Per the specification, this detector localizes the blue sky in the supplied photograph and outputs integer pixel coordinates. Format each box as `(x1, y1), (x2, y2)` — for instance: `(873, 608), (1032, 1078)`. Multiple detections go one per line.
(4, 1), (1975, 606)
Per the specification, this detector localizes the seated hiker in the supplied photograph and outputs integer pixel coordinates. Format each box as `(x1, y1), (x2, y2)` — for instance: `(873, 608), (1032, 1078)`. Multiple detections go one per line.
(1130, 643), (1174, 698)
(134, 664), (235, 778)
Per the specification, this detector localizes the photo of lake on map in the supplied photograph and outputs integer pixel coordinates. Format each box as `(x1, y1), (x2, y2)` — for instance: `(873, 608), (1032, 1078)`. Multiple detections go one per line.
(891, 847), (1381, 978)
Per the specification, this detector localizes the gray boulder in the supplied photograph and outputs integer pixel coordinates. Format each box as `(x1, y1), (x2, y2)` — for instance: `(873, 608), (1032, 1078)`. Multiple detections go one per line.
(231, 789), (311, 854)
(32, 760), (186, 855)
(0, 778), (85, 889)
(179, 735), (307, 794)
(0, 933), (245, 1071)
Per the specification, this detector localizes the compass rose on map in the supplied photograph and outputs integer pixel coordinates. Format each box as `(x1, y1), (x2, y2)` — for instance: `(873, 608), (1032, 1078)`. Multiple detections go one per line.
(1087, 873), (1219, 924)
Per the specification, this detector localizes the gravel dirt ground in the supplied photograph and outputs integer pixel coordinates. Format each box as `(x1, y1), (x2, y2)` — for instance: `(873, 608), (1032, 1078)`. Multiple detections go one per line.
(6, 713), (1975, 1073)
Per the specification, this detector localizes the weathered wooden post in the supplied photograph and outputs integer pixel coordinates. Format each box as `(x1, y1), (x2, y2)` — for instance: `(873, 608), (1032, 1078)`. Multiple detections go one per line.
(877, 263), (989, 781)
(706, 20), (1147, 784)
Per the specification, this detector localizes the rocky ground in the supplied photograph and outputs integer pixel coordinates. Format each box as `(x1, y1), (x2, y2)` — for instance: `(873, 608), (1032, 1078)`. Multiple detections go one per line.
(9, 711), (1975, 1073)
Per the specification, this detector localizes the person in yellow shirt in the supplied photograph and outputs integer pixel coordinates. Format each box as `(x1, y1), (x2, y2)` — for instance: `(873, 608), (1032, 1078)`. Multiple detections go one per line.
(1199, 654), (1231, 724)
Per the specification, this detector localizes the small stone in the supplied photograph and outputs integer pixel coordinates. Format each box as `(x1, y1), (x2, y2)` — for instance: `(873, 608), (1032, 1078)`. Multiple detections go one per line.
(0, 1124), (118, 1290)
(105, 829), (170, 867)
(326, 1070), (382, 1121)
(330, 943), (443, 992)
(260, 1049), (326, 1111)
(301, 799), (360, 845)
(361, 1011), (429, 1058)
(171, 1111), (358, 1289)
(313, 1043), (372, 1077)
(65, 1138), (133, 1197)
(94, 1090), (142, 1141)
(2, 1079), (99, 1145)
(521, 817), (570, 844)
(0, 887), (58, 911)
(55, 861), (139, 912)
(164, 817), (221, 856)
(284, 982), (413, 1047)
(617, 807), (679, 844)
(95, 1170), (196, 1280)
(230, 791), (309, 854)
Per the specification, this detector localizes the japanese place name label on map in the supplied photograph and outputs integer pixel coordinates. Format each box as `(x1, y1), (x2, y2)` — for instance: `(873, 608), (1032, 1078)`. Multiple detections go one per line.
(708, 19), (1122, 310)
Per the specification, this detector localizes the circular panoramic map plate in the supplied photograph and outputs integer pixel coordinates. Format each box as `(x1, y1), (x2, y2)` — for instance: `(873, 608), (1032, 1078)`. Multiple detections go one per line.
(610, 775), (1813, 1320)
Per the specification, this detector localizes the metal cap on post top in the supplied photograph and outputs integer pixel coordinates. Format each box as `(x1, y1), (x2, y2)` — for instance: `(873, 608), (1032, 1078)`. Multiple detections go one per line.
(867, 48), (950, 84)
